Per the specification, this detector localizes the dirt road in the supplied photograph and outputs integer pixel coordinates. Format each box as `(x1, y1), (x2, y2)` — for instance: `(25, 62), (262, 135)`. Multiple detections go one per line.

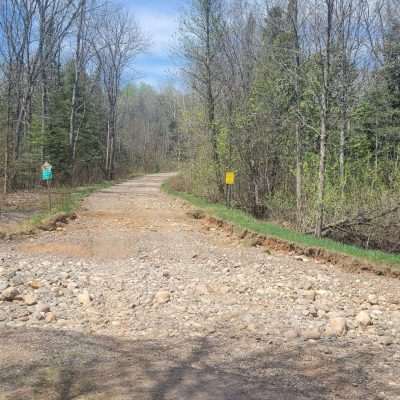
(0, 174), (399, 399)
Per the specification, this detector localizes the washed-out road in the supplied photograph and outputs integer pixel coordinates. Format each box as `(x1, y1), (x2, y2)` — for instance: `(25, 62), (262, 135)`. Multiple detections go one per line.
(0, 173), (399, 399)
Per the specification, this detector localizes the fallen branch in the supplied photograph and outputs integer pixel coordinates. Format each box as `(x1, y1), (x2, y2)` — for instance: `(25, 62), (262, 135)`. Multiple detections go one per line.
(307, 204), (400, 235)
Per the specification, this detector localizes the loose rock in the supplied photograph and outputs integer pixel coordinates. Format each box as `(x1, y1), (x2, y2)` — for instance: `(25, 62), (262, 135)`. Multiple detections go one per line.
(30, 280), (41, 289)
(0, 280), (9, 291)
(36, 303), (50, 313)
(356, 311), (372, 327)
(78, 290), (92, 306)
(32, 312), (45, 321)
(303, 290), (316, 301)
(45, 312), (57, 323)
(153, 290), (171, 305)
(1, 287), (20, 301)
(325, 317), (347, 337)
(368, 294), (378, 305)
(23, 294), (37, 306)
(379, 336), (393, 346)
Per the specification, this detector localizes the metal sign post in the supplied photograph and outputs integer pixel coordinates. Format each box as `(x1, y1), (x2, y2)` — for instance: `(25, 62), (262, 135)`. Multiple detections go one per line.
(225, 171), (235, 208)
(41, 162), (54, 211)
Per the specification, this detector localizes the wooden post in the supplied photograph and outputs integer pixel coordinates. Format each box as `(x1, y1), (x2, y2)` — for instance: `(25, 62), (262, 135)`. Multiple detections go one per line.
(225, 171), (235, 208)
(47, 180), (52, 211)
(41, 162), (53, 211)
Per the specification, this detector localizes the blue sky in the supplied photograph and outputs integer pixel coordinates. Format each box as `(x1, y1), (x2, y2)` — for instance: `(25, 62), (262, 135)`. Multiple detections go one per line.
(120, 0), (184, 89)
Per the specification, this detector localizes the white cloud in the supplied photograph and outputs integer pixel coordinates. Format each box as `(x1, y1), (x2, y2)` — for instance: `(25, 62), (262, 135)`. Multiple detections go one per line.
(124, 2), (182, 87)
(135, 10), (179, 55)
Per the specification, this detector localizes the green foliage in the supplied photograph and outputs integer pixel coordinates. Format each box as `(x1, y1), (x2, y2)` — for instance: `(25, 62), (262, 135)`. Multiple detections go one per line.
(46, 83), (71, 181)
(179, 1), (400, 253)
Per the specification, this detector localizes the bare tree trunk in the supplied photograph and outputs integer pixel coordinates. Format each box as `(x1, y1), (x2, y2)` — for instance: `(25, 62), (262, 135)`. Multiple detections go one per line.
(3, 80), (13, 194)
(106, 120), (110, 174)
(338, 0), (349, 196)
(109, 135), (115, 179)
(3, 130), (9, 195)
(69, 0), (86, 182)
(39, 1), (49, 162)
(289, 0), (303, 226)
(143, 122), (148, 171)
(339, 115), (346, 185)
(315, 0), (334, 237)
(295, 121), (302, 224)
(108, 108), (117, 179)
(316, 103), (328, 237)
(375, 117), (379, 176)
(204, 1), (223, 195)
(41, 72), (49, 158)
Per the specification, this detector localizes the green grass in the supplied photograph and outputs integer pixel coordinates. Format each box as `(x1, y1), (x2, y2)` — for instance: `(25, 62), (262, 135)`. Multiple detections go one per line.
(163, 182), (400, 269)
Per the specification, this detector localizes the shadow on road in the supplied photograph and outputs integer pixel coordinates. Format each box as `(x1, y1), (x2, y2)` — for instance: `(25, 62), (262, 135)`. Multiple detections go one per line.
(0, 327), (396, 400)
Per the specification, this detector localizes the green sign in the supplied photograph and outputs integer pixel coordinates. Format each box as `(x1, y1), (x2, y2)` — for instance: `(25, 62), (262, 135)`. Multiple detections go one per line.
(41, 163), (53, 181)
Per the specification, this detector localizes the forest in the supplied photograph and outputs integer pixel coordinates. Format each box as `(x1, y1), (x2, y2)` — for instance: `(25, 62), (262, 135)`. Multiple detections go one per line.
(174, 0), (400, 252)
(0, 0), (184, 189)
(1, 0), (400, 252)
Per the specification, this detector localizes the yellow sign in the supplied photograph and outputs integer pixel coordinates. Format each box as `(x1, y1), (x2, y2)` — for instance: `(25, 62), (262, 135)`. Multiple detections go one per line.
(225, 171), (235, 185)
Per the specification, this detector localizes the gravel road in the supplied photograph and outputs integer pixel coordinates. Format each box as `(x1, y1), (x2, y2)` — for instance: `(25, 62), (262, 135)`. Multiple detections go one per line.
(0, 173), (399, 399)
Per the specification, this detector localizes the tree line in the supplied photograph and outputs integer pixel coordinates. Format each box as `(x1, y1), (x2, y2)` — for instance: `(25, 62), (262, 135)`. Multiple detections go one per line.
(175, 0), (400, 251)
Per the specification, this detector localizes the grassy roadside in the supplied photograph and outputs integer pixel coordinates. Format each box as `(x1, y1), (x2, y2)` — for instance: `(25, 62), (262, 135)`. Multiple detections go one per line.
(1, 181), (113, 238)
(162, 182), (400, 270)
(31, 181), (113, 222)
